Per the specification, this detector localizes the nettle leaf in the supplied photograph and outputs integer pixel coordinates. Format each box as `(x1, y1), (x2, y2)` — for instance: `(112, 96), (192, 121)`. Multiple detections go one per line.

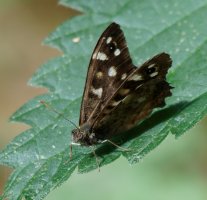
(1, 0), (207, 199)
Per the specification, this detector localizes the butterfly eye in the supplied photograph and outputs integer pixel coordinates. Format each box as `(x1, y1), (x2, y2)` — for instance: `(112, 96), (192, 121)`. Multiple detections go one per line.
(71, 129), (77, 135)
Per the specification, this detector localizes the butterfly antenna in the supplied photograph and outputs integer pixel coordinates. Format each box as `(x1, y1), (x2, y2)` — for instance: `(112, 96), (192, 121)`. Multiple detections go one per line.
(40, 100), (79, 130)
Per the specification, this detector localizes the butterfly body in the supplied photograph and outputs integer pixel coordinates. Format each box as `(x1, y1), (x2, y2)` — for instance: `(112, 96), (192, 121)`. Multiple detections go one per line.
(71, 23), (172, 147)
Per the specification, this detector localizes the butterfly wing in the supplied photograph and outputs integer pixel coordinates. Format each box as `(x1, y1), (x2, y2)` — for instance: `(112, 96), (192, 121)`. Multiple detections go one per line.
(80, 23), (136, 125)
(92, 53), (172, 139)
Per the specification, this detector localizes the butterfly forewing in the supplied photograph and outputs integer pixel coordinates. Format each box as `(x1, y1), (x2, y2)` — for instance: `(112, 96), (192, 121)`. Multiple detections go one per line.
(80, 23), (136, 125)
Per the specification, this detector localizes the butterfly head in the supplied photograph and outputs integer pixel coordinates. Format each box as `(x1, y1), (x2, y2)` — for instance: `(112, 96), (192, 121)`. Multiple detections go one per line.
(71, 123), (98, 146)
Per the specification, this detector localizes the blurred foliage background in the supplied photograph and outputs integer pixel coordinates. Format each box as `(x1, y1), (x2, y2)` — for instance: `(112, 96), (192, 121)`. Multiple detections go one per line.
(0, 0), (206, 200)
(0, 0), (76, 194)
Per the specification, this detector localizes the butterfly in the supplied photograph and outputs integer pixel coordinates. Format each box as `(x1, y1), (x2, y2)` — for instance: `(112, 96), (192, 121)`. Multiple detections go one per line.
(71, 22), (172, 149)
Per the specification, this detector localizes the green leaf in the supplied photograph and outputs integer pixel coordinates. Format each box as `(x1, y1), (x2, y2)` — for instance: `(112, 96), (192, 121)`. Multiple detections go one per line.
(1, 0), (207, 199)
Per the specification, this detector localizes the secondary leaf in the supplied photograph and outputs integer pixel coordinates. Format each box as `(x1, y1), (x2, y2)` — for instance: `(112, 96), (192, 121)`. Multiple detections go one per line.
(1, 0), (207, 199)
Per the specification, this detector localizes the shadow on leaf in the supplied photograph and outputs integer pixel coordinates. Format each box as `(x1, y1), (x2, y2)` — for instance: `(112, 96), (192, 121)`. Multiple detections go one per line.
(95, 101), (189, 155)
(77, 101), (189, 172)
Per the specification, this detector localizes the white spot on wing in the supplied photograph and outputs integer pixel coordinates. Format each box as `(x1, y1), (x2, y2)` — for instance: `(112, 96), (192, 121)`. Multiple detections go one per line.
(96, 71), (103, 78)
(119, 88), (130, 95)
(91, 87), (103, 98)
(121, 73), (127, 80)
(108, 66), (117, 77)
(128, 74), (143, 81)
(148, 64), (155, 68)
(150, 71), (158, 77)
(97, 52), (108, 61)
(92, 52), (97, 59)
(106, 37), (112, 44)
(114, 49), (121, 56)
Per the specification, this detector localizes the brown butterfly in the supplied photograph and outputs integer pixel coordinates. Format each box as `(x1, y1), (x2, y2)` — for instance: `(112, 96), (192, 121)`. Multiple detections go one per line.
(71, 22), (173, 149)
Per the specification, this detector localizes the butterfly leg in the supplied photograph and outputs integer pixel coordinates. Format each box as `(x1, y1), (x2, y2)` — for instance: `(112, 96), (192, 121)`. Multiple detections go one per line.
(105, 139), (131, 152)
(90, 146), (100, 172)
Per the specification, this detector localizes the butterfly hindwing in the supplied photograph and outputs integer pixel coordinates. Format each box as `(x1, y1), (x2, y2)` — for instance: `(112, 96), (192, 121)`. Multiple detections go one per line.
(80, 23), (136, 125)
(94, 79), (172, 139)
(93, 53), (172, 129)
